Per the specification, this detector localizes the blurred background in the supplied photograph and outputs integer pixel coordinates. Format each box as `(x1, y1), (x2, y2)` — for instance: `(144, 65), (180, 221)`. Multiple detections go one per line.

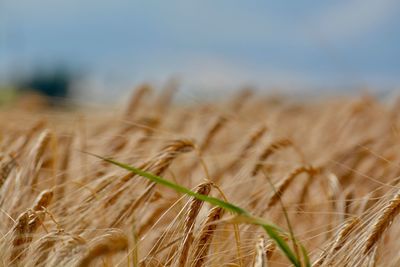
(0, 0), (399, 104)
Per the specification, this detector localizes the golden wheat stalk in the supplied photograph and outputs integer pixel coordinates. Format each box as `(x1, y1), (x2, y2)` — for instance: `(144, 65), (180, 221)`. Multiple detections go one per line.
(176, 182), (212, 267)
(29, 231), (60, 266)
(364, 192), (400, 254)
(0, 152), (16, 189)
(124, 83), (152, 119)
(253, 236), (267, 267)
(218, 124), (267, 178)
(9, 189), (53, 264)
(267, 165), (317, 208)
(191, 207), (224, 267)
(54, 135), (73, 204)
(251, 138), (292, 176)
(199, 116), (227, 152)
(229, 87), (253, 112)
(76, 229), (128, 267)
(314, 217), (359, 266)
(103, 139), (194, 209)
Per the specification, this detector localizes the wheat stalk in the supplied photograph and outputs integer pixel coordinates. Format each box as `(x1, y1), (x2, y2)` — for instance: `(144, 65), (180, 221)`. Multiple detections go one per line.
(314, 217), (359, 266)
(76, 229), (128, 267)
(124, 83), (152, 118)
(267, 165), (318, 208)
(253, 236), (267, 267)
(9, 189), (53, 264)
(199, 116), (227, 152)
(364, 192), (400, 254)
(191, 206), (224, 267)
(176, 182), (212, 267)
(252, 138), (292, 176)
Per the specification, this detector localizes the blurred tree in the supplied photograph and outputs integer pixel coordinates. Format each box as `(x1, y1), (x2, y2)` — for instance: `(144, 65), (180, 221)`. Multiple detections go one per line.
(23, 67), (72, 100)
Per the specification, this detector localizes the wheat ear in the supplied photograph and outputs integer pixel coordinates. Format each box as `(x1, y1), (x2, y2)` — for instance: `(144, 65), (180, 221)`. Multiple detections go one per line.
(253, 236), (267, 267)
(364, 192), (400, 254)
(191, 207), (224, 267)
(76, 229), (128, 267)
(176, 182), (212, 267)
(252, 138), (292, 176)
(267, 166), (318, 208)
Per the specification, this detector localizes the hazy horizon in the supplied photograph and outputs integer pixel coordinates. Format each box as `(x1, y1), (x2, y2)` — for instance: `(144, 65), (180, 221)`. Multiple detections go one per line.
(1, 0), (399, 99)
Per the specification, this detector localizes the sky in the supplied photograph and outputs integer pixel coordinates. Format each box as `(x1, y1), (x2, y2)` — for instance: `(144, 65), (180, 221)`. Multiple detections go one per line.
(0, 0), (399, 97)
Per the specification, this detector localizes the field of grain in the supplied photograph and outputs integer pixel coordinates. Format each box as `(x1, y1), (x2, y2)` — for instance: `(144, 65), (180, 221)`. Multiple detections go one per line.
(1, 85), (400, 266)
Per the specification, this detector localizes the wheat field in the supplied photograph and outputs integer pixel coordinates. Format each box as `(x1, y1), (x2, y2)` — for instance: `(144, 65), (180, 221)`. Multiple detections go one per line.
(1, 85), (400, 266)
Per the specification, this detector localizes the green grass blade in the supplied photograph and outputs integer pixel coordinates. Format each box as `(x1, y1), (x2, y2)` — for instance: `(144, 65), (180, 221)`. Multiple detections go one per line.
(261, 224), (301, 267)
(101, 156), (247, 215)
(300, 244), (311, 267)
(91, 154), (303, 267)
(263, 171), (302, 264)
